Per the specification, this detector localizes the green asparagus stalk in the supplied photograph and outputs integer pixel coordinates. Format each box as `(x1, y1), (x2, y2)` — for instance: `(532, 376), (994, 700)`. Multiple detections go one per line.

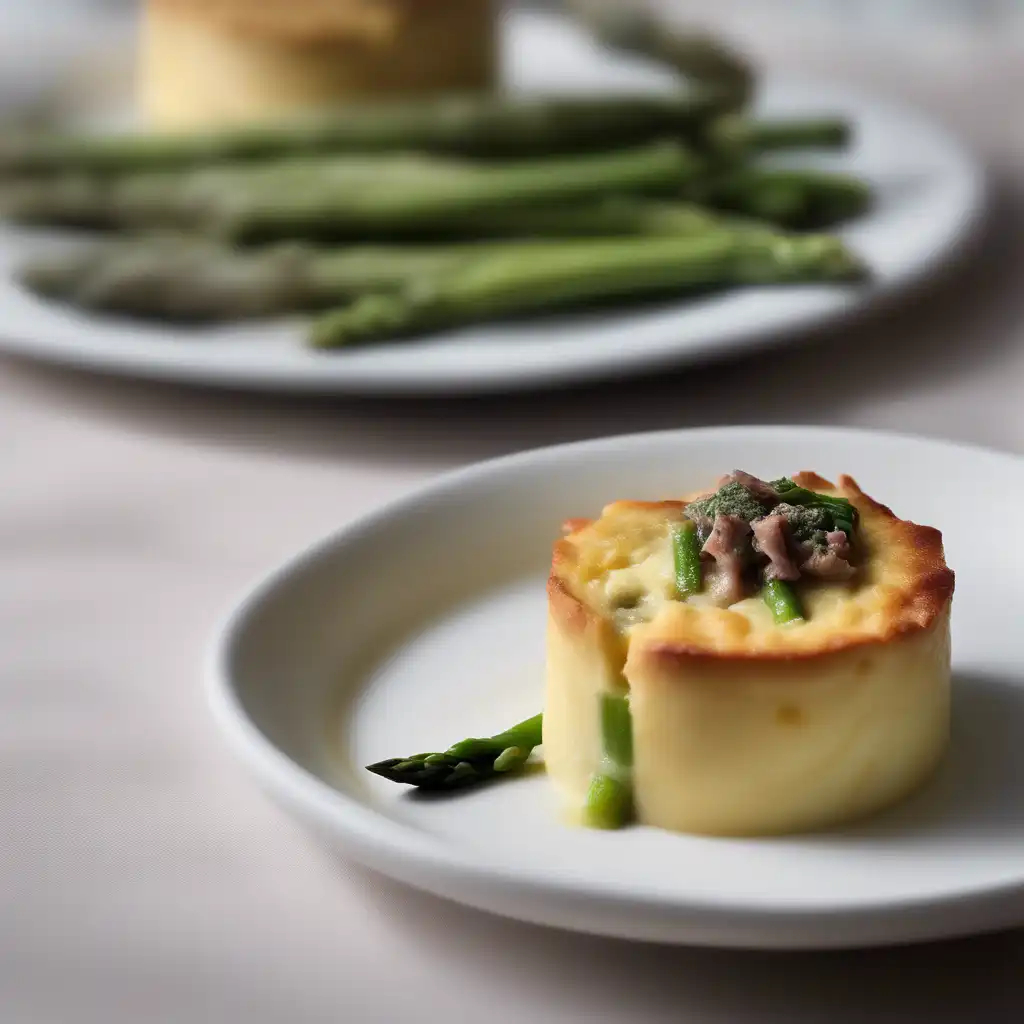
(1, 160), (872, 240)
(1, 175), (725, 239)
(312, 231), (867, 348)
(686, 167), (872, 230)
(673, 521), (704, 598)
(569, 0), (755, 109)
(15, 201), (784, 321)
(0, 161), (343, 231)
(17, 237), (541, 320)
(0, 142), (702, 240)
(762, 579), (805, 625)
(11, 213), (814, 326)
(469, 197), (735, 240)
(366, 714), (544, 791)
(601, 693), (635, 769)
(583, 774), (633, 831)
(0, 92), (736, 176)
(583, 693), (635, 830)
(705, 114), (851, 156)
(214, 142), (701, 244)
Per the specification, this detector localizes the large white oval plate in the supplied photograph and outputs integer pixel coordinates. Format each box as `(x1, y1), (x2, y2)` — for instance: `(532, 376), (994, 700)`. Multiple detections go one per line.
(209, 426), (1024, 949)
(0, 13), (985, 395)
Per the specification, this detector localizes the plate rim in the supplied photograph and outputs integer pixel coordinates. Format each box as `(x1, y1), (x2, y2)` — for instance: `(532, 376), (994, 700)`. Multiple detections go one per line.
(206, 425), (1024, 948)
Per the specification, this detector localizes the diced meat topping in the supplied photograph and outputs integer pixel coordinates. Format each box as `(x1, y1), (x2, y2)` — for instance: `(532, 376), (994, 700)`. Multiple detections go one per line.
(702, 514), (752, 607)
(677, 470), (860, 608)
(752, 514), (800, 581)
(801, 530), (855, 581)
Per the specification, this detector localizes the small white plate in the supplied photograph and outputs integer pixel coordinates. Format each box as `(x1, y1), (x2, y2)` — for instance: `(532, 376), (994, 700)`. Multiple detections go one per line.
(209, 426), (1024, 949)
(0, 12), (985, 395)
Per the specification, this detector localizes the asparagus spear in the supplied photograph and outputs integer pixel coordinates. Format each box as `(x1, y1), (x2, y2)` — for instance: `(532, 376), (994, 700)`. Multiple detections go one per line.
(673, 521), (704, 598)
(16, 201), (759, 321)
(583, 774), (633, 831)
(311, 231), (867, 348)
(686, 167), (872, 230)
(1, 173), (721, 238)
(366, 714), (544, 791)
(0, 92), (736, 176)
(18, 237), (519, 320)
(583, 693), (635, 830)
(569, 0), (755, 110)
(705, 115), (851, 156)
(762, 579), (805, 625)
(214, 142), (702, 244)
(0, 142), (702, 240)
(0, 159), (872, 240)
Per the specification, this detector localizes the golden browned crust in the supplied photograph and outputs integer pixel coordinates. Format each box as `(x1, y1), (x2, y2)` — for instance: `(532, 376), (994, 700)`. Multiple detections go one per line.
(550, 473), (955, 668)
(561, 517), (593, 536)
(547, 574), (596, 637)
(791, 470), (835, 491)
(638, 612), (949, 669)
(147, 0), (492, 45)
(838, 473), (954, 623)
(547, 574), (628, 670)
(549, 500), (684, 643)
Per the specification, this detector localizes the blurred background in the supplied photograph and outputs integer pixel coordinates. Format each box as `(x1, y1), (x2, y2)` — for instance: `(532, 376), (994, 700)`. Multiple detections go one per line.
(1, 0), (1017, 122)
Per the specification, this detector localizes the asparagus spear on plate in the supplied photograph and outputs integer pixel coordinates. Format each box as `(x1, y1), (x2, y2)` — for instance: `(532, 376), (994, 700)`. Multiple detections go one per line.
(0, 157), (871, 240)
(18, 237), (515, 320)
(686, 167), (872, 230)
(0, 92), (735, 176)
(312, 231), (867, 348)
(583, 693), (635, 830)
(705, 115), (851, 157)
(16, 202), (760, 321)
(0, 142), (701, 239)
(367, 714), (544, 791)
(214, 142), (702, 245)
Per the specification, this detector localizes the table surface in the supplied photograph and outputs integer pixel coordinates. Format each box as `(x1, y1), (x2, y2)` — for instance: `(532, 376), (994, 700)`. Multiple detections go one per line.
(4, 10), (1024, 1023)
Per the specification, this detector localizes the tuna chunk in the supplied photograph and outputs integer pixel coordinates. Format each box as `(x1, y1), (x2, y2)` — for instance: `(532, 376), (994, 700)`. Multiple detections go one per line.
(752, 514), (800, 581)
(702, 514), (752, 606)
(800, 530), (855, 581)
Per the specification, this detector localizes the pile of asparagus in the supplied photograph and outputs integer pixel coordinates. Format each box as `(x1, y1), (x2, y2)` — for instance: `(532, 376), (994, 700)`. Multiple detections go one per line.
(1, 10), (872, 348)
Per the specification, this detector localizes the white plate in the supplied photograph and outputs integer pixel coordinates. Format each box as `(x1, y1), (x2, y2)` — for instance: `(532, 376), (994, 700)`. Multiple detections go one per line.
(209, 426), (1024, 949)
(0, 13), (985, 396)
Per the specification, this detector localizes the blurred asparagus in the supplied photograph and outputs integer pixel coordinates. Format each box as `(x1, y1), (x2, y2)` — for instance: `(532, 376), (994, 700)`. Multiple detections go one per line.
(569, 0), (756, 109)
(704, 114), (851, 157)
(0, 142), (701, 240)
(0, 92), (736, 176)
(366, 714), (544, 791)
(312, 231), (867, 348)
(16, 202), (759, 320)
(0, 113), (853, 228)
(685, 167), (872, 230)
(18, 237), (510, 320)
(1, 158), (870, 241)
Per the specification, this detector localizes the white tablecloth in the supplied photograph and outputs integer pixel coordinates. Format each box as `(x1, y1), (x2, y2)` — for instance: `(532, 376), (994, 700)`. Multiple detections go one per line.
(3, 12), (1024, 1023)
